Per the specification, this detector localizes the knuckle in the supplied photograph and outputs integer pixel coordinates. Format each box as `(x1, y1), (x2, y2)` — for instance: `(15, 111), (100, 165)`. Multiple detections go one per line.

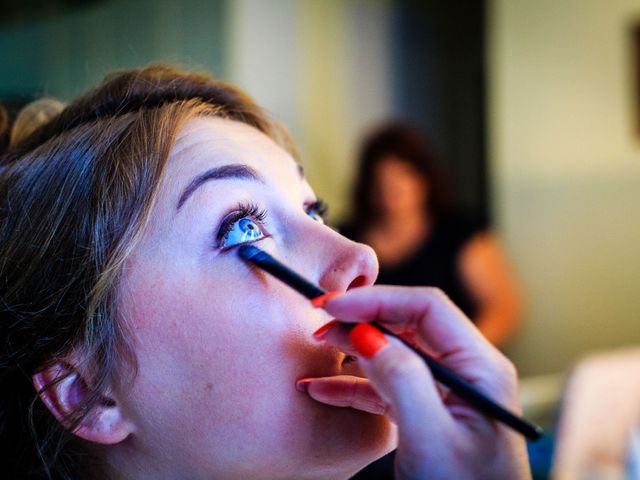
(345, 376), (359, 404)
(422, 286), (457, 312)
(378, 401), (393, 417)
(498, 355), (518, 380)
(366, 396), (391, 417)
(494, 354), (519, 387)
(422, 286), (449, 303)
(483, 352), (519, 394)
(377, 348), (426, 385)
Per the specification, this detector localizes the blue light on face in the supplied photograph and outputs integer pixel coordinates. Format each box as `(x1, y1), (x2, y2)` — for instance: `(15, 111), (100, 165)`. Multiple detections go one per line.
(222, 217), (265, 248)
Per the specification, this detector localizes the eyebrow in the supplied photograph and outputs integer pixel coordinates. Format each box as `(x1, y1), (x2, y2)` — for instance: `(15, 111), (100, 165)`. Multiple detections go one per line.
(176, 164), (265, 210)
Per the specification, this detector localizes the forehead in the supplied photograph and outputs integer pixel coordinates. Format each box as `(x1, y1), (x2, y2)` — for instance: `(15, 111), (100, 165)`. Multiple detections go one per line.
(375, 155), (421, 175)
(166, 116), (299, 185)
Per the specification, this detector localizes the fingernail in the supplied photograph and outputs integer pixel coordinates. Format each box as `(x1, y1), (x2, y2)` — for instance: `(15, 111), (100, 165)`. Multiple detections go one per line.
(312, 319), (339, 340)
(310, 292), (341, 309)
(349, 324), (389, 359)
(296, 378), (313, 392)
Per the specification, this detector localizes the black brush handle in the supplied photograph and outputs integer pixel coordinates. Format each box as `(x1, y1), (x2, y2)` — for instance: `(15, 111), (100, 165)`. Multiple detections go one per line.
(238, 245), (543, 441)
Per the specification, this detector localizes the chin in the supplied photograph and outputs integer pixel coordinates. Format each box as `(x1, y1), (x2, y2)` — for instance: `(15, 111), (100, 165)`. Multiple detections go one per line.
(304, 404), (397, 479)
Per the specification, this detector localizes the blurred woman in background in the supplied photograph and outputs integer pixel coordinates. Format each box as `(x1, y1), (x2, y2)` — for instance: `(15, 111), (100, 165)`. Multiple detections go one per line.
(342, 123), (522, 347)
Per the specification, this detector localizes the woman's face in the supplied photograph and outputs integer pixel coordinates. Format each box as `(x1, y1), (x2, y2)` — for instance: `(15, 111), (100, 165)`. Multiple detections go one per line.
(115, 117), (394, 479)
(372, 155), (428, 218)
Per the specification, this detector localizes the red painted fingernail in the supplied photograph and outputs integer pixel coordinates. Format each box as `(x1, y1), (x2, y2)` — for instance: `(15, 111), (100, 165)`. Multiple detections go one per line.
(349, 324), (389, 359)
(310, 292), (341, 308)
(296, 378), (313, 392)
(312, 320), (339, 340)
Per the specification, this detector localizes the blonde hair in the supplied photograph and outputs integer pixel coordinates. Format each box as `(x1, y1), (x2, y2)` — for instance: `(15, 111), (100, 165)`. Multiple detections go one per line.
(9, 97), (65, 147)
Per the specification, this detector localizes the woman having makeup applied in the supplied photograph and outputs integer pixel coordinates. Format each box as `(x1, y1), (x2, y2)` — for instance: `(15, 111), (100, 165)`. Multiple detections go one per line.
(0, 66), (529, 479)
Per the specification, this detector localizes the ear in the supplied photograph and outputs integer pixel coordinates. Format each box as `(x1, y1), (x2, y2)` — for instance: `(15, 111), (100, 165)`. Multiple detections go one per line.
(33, 362), (134, 445)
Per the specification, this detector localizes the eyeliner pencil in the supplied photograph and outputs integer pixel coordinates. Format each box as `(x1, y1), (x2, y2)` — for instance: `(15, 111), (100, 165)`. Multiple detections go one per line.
(238, 244), (543, 441)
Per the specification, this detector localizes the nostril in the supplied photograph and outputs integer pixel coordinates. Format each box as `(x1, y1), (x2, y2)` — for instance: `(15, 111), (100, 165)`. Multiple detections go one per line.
(347, 275), (368, 290)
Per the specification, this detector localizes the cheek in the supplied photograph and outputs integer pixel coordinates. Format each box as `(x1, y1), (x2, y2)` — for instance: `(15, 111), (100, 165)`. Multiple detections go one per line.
(410, 177), (427, 196)
(115, 248), (379, 477)
(118, 264), (335, 441)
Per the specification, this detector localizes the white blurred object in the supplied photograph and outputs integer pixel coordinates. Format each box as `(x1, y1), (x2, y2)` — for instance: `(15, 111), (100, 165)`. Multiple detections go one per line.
(520, 374), (640, 479)
(519, 372), (564, 427)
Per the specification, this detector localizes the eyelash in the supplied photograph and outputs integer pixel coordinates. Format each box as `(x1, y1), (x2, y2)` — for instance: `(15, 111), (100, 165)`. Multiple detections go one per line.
(216, 202), (267, 247)
(306, 198), (328, 222)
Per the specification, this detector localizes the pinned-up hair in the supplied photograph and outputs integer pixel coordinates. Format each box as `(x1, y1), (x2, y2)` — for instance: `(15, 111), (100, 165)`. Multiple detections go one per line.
(9, 97), (66, 148)
(0, 65), (294, 479)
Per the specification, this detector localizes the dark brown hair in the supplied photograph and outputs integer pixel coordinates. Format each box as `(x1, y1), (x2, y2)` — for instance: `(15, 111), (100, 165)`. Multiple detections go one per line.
(0, 65), (293, 479)
(349, 122), (452, 233)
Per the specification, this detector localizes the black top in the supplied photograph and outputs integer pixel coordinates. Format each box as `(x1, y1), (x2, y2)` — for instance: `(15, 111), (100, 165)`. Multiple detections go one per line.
(340, 214), (483, 321)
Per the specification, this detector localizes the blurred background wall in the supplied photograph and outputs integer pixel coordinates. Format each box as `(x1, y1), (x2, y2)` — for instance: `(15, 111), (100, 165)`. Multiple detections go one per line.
(1, 0), (639, 377)
(228, 0), (487, 223)
(0, 0), (227, 102)
(490, 0), (640, 375)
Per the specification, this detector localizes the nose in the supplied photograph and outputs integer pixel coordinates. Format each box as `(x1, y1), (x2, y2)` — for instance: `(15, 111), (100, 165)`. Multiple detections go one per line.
(309, 226), (379, 293)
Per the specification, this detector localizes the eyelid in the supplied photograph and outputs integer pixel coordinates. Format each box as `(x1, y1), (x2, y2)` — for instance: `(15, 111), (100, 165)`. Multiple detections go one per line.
(216, 202), (267, 248)
(214, 198), (328, 251)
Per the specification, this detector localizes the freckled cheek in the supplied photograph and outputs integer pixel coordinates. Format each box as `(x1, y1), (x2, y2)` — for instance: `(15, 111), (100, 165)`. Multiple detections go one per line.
(121, 284), (344, 454)
(125, 289), (186, 343)
(128, 282), (316, 369)
(122, 267), (335, 395)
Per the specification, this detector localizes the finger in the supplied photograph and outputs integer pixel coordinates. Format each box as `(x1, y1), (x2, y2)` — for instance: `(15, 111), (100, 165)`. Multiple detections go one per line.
(350, 323), (456, 450)
(296, 375), (393, 419)
(314, 320), (452, 404)
(322, 286), (516, 402)
(313, 320), (357, 355)
(323, 286), (490, 357)
(315, 319), (424, 359)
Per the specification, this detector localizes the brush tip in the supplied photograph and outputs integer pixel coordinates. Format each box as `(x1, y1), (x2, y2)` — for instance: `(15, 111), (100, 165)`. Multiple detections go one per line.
(237, 244), (262, 261)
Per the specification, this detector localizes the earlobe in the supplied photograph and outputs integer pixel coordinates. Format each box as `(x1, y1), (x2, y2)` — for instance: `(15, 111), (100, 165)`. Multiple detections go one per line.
(33, 362), (134, 445)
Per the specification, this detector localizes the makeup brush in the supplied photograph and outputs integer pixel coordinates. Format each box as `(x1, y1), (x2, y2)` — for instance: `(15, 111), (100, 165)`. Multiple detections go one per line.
(238, 244), (543, 441)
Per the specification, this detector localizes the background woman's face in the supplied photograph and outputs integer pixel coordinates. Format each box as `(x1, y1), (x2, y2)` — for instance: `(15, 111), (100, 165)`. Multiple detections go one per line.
(115, 117), (394, 478)
(372, 155), (428, 218)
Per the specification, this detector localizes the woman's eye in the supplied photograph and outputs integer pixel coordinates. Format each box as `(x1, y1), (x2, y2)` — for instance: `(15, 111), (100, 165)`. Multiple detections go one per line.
(306, 199), (328, 224)
(306, 210), (325, 224)
(221, 217), (265, 249)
